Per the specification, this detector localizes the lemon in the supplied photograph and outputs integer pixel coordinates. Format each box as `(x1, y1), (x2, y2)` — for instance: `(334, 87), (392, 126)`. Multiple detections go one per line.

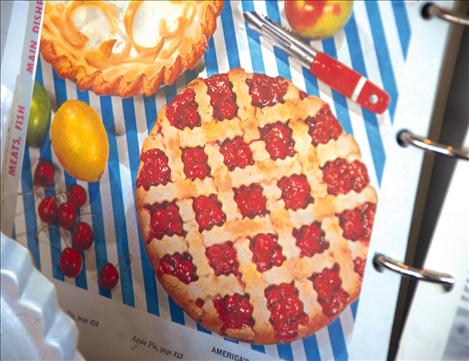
(51, 99), (109, 182)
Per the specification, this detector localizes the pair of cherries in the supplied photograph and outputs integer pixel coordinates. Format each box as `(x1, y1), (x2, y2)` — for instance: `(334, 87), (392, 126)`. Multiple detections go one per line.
(59, 249), (119, 291)
(34, 160), (119, 290)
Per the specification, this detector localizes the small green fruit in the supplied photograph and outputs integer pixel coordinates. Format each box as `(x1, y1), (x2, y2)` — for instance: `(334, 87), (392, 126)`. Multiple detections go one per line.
(27, 82), (51, 147)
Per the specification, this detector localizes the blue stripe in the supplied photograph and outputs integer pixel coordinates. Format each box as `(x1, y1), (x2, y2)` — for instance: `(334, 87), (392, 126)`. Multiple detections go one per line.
(87, 181), (111, 298)
(143, 95), (157, 132)
(51, 72), (88, 290)
(21, 149), (41, 269)
(220, 0), (240, 69)
(303, 335), (321, 361)
(328, 318), (348, 361)
(391, 0), (411, 59)
(99, 96), (135, 307)
(250, 344), (266, 353)
(302, 68), (320, 97)
(344, 15), (386, 185)
(224, 338), (239, 344)
(168, 298), (185, 325)
(76, 82), (111, 297)
(365, 1), (399, 120)
(204, 36), (219, 76)
(121, 97), (160, 316)
(241, 1), (265, 73)
(321, 39), (354, 136)
(197, 324), (211, 334)
(277, 344), (294, 361)
(351, 301), (358, 320)
(265, 1), (292, 79)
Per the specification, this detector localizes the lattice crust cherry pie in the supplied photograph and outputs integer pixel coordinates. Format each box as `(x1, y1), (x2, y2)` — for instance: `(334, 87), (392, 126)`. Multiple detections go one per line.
(136, 68), (377, 344)
(40, 1), (223, 97)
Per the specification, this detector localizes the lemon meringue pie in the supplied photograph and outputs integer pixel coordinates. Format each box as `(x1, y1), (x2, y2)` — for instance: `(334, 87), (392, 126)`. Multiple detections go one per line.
(40, 1), (223, 97)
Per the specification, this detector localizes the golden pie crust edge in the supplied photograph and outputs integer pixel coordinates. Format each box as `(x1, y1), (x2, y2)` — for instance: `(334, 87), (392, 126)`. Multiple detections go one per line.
(135, 68), (377, 344)
(40, 1), (224, 98)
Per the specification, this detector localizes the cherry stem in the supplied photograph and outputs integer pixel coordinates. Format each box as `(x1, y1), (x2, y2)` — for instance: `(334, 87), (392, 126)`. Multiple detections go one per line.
(18, 187), (54, 196)
(79, 211), (97, 217)
(115, 253), (137, 274)
(35, 224), (70, 248)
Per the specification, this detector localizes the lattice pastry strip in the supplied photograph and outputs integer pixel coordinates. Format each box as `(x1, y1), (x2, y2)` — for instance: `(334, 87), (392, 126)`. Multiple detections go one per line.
(136, 68), (377, 344)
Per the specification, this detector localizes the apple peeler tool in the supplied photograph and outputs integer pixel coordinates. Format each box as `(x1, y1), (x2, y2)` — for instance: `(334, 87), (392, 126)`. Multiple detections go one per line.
(243, 11), (390, 114)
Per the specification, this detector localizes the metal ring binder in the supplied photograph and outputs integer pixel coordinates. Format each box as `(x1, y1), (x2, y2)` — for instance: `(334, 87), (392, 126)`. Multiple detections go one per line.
(421, 2), (469, 26)
(373, 253), (455, 291)
(397, 129), (469, 160)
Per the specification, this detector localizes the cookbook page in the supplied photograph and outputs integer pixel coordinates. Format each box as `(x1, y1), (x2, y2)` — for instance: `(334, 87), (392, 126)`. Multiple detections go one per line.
(8, 1), (450, 360)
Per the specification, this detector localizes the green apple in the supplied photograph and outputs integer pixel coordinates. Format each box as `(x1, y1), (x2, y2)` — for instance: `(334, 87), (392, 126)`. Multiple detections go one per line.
(27, 82), (51, 147)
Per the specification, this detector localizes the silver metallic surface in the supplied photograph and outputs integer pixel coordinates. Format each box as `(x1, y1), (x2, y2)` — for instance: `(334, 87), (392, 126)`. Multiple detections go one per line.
(1, 233), (83, 360)
(423, 2), (469, 26)
(243, 11), (317, 68)
(398, 129), (469, 160)
(373, 253), (455, 291)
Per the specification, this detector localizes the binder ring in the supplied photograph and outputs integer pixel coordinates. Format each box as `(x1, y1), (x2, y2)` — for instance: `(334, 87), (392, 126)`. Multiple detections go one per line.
(373, 253), (455, 291)
(397, 129), (469, 160)
(421, 2), (469, 26)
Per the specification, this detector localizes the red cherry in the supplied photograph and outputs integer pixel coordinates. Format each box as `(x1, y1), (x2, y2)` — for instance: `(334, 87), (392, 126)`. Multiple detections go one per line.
(34, 160), (55, 187)
(58, 202), (77, 230)
(99, 263), (119, 290)
(67, 184), (87, 208)
(72, 222), (93, 250)
(38, 196), (58, 224)
(60, 247), (82, 278)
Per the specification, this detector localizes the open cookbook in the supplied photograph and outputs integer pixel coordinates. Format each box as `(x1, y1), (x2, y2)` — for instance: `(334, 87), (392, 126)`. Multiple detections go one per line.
(1, 1), (465, 360)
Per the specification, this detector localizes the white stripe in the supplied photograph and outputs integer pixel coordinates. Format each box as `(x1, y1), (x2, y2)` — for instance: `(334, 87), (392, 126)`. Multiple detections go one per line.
(231, 1), (254, 73)
(316, 327), (335, 361)
(111, 95), (145, 311)
(351, 76), (367, 102)
(340, 306), (355, 345)
(155, 277), (171, 320)
(212, 12), (230, 73)
(291, 339), (308, 361)
(264, 345), (280, 359)
(334, 32), (380, 191)
(87, 91), (121, 303)
(253, 1), (279, 77)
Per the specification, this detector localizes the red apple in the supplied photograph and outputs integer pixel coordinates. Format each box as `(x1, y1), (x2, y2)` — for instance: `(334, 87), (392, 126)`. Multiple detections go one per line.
(285, 0), (354, 39)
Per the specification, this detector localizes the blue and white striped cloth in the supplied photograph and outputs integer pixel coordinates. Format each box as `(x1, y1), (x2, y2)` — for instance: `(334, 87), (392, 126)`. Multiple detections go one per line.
(15, 1), (413, 360)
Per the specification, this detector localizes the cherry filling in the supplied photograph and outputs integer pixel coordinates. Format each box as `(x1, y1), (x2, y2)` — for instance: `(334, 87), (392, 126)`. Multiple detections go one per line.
(353, 257), (366, 278)
(213, 294), (254, 330)
(293, 222), (329, 257)
(205, 74), (238, 120)
(181, 147), (210, 180)
(166, 88), (201, 130)
(249, 233), (285, 272)
(277, 174), (313, 210)
(219, 137), (254, 171)
(246, 74), (288, 108)
(136, 149), (171, 190)
(144, 202), (185, 241)
(195, 298), (205, 308)
(338, 202), (376, 244)
(193, 195), (226, 232)
(233, 184), (268, 219)
(206, 241), (240, 276)
(306, 105), (342, 146)
(299, 89), (308, 99)
(310, 263), (350, 318)
(260, 121), (295, 160)
(322, 158), (369, 196)
(265, 283), (308, 340)
(157, 252), (198, 284)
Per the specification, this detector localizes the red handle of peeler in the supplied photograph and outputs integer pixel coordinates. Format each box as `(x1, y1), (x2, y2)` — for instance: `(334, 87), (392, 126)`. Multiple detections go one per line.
(309, 52), (390, 114)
